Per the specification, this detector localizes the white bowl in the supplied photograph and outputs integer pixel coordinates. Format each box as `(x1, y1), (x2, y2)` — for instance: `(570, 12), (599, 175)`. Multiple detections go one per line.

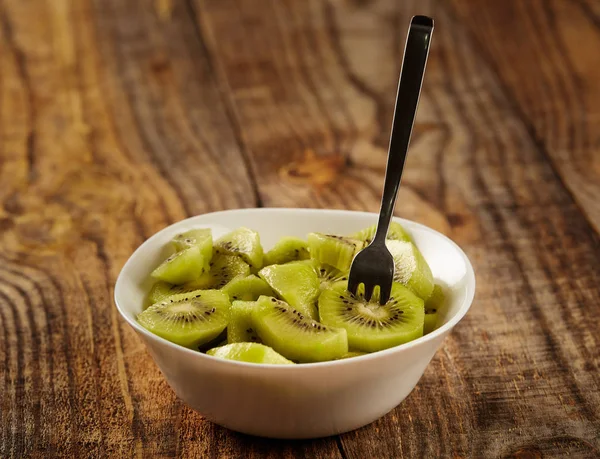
(114, 208), (475, 439)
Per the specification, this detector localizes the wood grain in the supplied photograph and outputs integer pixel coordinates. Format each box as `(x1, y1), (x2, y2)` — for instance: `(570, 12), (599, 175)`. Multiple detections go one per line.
(0, 0), (599, 457)
(448, 0), (600, 235)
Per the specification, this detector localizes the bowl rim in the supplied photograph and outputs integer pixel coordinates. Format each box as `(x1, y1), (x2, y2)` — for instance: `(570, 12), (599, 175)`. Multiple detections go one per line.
(114, 208), (476, 370)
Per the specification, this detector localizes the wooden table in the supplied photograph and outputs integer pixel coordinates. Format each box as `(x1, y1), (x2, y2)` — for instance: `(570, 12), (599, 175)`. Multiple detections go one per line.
(1, 0), (599, 457)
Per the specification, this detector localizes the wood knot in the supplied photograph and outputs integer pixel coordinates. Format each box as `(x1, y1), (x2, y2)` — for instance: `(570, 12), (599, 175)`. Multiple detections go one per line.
(447, 213), (466, 228)
(512, 448), (542, 459)
(150, 55), (170, 74)
(279, 149), (347, 188)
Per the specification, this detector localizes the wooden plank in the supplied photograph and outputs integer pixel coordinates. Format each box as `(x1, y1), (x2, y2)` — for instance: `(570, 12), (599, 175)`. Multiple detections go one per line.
(0, 0), (264, 457)
(447, 0), (600, 235)
(192, 0), (600, 457)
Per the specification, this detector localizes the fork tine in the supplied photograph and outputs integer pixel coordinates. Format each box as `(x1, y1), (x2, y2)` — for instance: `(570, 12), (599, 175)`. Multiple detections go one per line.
(363, 282), (374, 302)
(347, 272), (360, 296)
(379, 278), (393, 305)
(379, 283), (392, 306)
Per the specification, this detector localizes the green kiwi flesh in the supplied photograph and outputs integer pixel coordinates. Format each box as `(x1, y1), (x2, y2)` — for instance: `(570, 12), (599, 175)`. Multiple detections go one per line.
(424, 284), (444, 334)
(263, 236), (310, 266)
(151, 245), (207, 285)
(137, 290), (230, 349)
(227, 300), (261, 343)
(258, 262), (320, 320)
(319, 281), (424, 352)
(252, 296), (348, 363)
(148, 281), (174, 306)
(169, 253), (250, 294)
(306, 259), (349, 291)
(386, 240), (434, 300)
(351, 221), (413, 245)
(207, 342), (294, 365)
(215, 227), (264, 269)
(172, 228), (213, 273)
(307, 233), (362, 271)
(222, 275), (274, 301)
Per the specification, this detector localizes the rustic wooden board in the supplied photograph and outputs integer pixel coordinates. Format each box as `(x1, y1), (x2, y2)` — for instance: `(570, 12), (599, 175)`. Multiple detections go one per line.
(0, 0), (598, 457)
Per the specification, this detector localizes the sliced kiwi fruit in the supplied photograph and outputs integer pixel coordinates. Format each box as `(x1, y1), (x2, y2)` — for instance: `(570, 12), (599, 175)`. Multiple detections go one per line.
(215, 227), (263, 269)
(252, 296), (348, 363)
(424, 284), (444, 334)
(351, 221), (413, 245)
(319, 281), (424, 353)
(172, 228), (213, 269)
(151, 245), (207, 285)
(148, 281), (174, 306)
(172, 228), (212, 251)
(221, 274), (273, 301)
(385, 240), (434, 300)
(258, 262), (320, 320)
(227, 300), (261, 343)
(207, 342), (294, 365)
(307, 233), (362, 271)
(168, 253), (250, 295)
(137, 290), (230, 349)
(263, 237), (310, 266)
(304, 259), (349, 291)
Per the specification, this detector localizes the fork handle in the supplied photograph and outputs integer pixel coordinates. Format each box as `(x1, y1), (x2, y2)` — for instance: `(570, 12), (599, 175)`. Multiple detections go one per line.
(373, 15), (434, 244)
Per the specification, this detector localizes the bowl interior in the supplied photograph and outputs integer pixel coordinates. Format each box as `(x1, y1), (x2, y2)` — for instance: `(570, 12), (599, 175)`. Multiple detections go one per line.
(115, 208), (475, 347)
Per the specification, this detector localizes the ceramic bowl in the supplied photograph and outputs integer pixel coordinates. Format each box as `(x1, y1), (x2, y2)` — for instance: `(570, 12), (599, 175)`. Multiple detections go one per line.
(114, 208), (475, 439)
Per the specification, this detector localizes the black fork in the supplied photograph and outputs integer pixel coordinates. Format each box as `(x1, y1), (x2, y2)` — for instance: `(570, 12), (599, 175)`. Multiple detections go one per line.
(347, 15), (434, 304)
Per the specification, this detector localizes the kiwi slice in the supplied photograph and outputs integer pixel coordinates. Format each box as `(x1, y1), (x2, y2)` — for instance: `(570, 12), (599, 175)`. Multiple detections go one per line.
(215, 227), (263, 269)
(424, 284), (444, 334)
(263, 237), (310, 266)
(169, 253), (250, 294)
(151, 245), (208, 285)
(147, 281), (174, 306)
(172, 228), (213, 268)
(351, 221), (413, 245)
(386, 240), (434, 300)
(137, 290), (230, 349)
(307, 233), (362, 271)
(221, 274), (273, 301)
(258, 262), (320, 320)
(252, 296), (348, 363)
(305, 259), (349, 291)
(319, 281), (424, 353)
(149, 255), (249, 304)
(207, 342), (294, 365)
(227, 300), (261, 343)
(172, 228), (212, 251)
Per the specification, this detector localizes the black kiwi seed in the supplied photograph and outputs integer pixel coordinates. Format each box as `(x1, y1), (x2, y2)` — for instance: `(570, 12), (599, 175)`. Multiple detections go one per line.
(426, 308), (437, 314)
(339, 295), (345, 299)
(232, 296), (238, 300)
(271, 298), (277, 302)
